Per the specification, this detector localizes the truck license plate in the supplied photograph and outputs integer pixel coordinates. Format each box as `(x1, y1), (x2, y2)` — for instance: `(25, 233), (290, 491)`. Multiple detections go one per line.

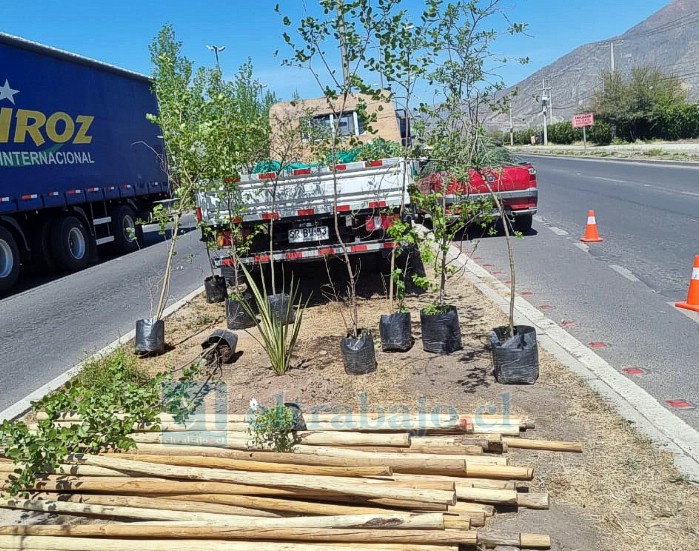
(288, 226), (329, 243)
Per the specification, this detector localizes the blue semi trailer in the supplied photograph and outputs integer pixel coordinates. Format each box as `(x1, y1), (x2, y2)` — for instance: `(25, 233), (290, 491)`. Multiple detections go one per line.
(0, 32), (168, 293)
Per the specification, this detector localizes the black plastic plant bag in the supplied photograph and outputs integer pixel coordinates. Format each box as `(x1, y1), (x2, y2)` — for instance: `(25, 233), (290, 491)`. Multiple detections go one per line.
(490, 325), (539, 384)
(204, 275), (228, 303)
(267, 293), (296, 325)
(379, 312), (413, 352)
(420, 306), (462, 354)
(135, 318), (165, 356)
(226, 293), (256, 330)
(341, 329), (377, 375)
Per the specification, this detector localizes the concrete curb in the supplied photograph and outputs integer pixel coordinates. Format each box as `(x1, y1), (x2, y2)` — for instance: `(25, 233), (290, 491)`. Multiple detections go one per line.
(0, 285), (205, 423)
(450, 244), (699, 481)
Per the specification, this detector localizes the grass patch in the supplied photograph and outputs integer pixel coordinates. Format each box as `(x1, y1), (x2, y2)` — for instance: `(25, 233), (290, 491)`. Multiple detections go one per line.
(76, 347), (150, 391)
(185, 312), (218, 329)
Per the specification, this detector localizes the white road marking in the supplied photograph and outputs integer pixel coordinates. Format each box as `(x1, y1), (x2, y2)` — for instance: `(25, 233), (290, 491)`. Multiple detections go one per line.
(671, 302), (699, 324)
(574, 242), (589, 252)
(549, 226), (569, 236)
(609, 264), (640, 282)
(533, 215), (544, 223)
(594, 176), (626, 183)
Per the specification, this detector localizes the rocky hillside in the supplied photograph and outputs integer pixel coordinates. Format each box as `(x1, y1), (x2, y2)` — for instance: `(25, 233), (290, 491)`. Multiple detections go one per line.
(490, 0), (699, 130)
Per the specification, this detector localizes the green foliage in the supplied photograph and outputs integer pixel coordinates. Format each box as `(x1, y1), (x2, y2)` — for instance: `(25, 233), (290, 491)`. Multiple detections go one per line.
(75, 348), (149, 391)
(0, 345), (209, 497)
(589, 65), (696, 142)
(422, 301), (453, 315)
(248, 403), (297, 452)
(239, 264), (308, 375)
(149, 26), (276, 314)
(386, 214), (420, 313)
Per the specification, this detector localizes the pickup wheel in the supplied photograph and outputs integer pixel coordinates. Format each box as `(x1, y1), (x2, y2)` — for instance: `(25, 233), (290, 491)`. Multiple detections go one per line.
(514, 214), (533, 234)
(111, 205), (141, 253)
(50, 215), (92, 272)
(0, 227), (20, 294)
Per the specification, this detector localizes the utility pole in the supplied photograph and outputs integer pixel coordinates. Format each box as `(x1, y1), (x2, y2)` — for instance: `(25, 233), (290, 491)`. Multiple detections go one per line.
(610, 42), (615, 72)
(337, 1), (350, 88)
(541, 78), (549, 146)
(206, 45), (225, 71)
(509, 102), (514, 146)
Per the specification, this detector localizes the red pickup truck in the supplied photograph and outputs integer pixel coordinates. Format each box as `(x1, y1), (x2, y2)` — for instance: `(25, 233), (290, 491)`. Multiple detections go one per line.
(414, 153), (538, 233)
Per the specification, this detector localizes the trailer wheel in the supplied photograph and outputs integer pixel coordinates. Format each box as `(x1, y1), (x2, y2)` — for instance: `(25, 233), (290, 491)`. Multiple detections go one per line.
(111, 205), (141, 253)
(50, 215), (92, 272)
(0, 227), (20, 293)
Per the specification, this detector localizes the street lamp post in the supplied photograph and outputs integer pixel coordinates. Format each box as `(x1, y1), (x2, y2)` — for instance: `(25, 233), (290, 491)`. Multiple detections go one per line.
(206, 45), (226, 71)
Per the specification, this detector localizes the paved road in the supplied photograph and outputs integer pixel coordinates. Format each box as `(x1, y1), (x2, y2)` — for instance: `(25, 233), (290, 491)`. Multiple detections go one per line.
(0, 215), (210, 412)
(462, 155), (699, 428)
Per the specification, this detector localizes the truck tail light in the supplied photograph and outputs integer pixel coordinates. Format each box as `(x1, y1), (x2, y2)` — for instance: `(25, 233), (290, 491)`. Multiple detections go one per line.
(218, 228), (251, 247)
(216, 231), (231, 247)
(196, 207), (203, 222)
(366, 214), (397, 231)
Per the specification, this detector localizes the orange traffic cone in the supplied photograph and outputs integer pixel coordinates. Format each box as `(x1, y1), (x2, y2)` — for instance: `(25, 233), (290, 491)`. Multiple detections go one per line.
(676, 256), (699, 312)
(580, 210), (603, 243)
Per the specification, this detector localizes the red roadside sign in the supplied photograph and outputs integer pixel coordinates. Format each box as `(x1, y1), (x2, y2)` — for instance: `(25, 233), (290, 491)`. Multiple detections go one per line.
(572, 113), (594, 128)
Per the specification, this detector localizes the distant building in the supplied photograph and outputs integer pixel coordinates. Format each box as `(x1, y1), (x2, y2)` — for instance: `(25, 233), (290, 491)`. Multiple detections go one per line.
(269, 91), (401, 162)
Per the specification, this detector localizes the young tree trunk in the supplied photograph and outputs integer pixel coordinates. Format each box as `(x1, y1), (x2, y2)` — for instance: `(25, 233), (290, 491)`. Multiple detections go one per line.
(154, 211), (182, 320)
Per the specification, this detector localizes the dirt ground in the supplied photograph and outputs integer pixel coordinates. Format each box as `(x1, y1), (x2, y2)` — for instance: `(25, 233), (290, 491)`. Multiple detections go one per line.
(130, 255), (699, 551)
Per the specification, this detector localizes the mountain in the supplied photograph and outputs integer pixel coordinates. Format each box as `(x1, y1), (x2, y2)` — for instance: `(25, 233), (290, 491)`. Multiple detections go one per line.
(489, 0), (699, 131)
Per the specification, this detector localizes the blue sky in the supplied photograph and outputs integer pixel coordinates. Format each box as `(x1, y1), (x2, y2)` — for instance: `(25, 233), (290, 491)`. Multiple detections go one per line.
(1, 0), (671, 101)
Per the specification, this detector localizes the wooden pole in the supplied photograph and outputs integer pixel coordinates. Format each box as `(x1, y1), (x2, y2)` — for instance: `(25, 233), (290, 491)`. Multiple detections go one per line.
(19, 480), (448, 511)
(106, 453), (393, 477)
(464, 464), (533, 481)
(2, 476), (326, 497)
(477, 531), (551, 549)
(502, 438), (583, 453)
(32, 493), (282, 518)
(289, 446), (507, 465)
(348, 445), (485, 456)
(158, 492), (426, 516)
(0, 463), (125, 477)
(0, 525), (478, 545)
(79, 455), (457, 506)
(0, 500), (445, 529)
(128, 431), (410, 448)
(122, 446), (474, 476)
(0, 536), (460, 551)
(391, 474), (516, 491)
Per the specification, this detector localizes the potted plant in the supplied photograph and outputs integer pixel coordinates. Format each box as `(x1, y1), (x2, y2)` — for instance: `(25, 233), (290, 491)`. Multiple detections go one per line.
(239, 263), (307, 376)
(481, 145), (539, 384)
(137, 26), (237, 354)
(408, 0), (526, 355)
(380, 216), (418, 352)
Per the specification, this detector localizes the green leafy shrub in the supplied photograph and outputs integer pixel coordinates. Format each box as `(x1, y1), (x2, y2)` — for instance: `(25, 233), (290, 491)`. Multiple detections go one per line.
(0, 344), (209, 497)
(248, 403), (297, 452)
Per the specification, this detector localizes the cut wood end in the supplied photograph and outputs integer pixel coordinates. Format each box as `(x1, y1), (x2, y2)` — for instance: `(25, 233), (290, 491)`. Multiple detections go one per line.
(516, 492), (550, 509)
(520, 532), (551, 548)
(443, 516), (471, 530)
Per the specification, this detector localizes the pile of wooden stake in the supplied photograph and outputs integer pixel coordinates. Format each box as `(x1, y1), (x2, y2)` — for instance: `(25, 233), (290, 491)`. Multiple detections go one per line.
(0, 411), (584, 550)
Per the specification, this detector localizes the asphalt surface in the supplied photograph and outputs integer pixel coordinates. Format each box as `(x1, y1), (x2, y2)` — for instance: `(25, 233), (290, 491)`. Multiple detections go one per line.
(461, 155), (699, 429)
(0, 215), (210, 412)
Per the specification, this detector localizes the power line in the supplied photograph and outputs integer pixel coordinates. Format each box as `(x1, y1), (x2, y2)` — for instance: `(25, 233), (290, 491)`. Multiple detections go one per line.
(623, 10), (699, 39)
